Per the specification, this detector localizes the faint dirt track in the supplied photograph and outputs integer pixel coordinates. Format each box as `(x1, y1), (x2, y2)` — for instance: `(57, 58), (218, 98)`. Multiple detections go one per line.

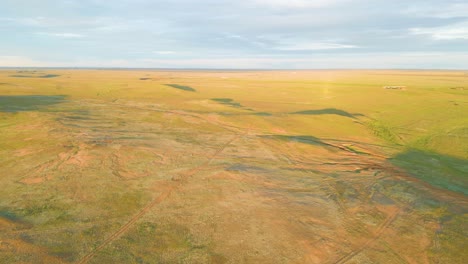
(76, 131), (246, 264)
(333, 206), (402, 264)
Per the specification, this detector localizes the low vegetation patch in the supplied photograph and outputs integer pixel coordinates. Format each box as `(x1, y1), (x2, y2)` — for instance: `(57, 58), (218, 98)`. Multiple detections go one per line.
(366, 119), (400, 144)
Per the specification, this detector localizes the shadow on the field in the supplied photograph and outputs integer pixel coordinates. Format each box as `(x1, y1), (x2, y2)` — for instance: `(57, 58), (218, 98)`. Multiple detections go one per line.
(165, 84), (196, 92)
(9, 74), (60, 78)
(391, 149), (468, 195)
(0, 95), (67, 112)
(260, 134), (327, 147)
(292, 108), (363, 118)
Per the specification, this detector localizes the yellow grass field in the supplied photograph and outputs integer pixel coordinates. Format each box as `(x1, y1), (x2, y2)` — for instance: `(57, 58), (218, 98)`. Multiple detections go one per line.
(0, 69), (467, 263)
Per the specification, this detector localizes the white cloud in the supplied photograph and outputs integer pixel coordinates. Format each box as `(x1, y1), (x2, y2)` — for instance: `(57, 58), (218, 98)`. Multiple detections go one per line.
(276, 42), (357, 51)
(0, 17), (49, 27)
(37, 32), (85, 38)
(250, 0), (347, 8)
(254, 35), (358, 51)
(410, 21), (468, 40)
(405, 3), (468, 18)
(225, 34), (244, 40)
(0, 16), (91, 28)
(153, 51), (176, 55)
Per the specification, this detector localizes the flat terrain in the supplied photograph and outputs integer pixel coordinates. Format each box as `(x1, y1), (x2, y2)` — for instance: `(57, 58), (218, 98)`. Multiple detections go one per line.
(0, 69), (467, 263)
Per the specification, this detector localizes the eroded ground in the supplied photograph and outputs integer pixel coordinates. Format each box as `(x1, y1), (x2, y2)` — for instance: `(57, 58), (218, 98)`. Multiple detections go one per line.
(0, 70), (467, 263)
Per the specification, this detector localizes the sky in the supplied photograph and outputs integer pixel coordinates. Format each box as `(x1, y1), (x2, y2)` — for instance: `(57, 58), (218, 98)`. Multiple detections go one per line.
(1, 0), (467, 69)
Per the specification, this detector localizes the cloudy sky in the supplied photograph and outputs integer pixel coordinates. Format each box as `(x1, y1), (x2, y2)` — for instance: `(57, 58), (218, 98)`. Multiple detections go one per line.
(1, 0), (467, 68)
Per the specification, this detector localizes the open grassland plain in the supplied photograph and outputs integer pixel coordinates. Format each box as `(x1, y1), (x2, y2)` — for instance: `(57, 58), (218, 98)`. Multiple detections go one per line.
(0, 69), (467, 264)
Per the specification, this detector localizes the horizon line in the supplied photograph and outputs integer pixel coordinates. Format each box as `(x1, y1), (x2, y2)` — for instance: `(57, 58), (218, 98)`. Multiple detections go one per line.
(1, 67), (467, 71)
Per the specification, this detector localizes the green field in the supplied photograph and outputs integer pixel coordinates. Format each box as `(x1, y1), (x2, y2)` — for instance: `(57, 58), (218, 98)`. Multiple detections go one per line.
(0, 69), (467, 263)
